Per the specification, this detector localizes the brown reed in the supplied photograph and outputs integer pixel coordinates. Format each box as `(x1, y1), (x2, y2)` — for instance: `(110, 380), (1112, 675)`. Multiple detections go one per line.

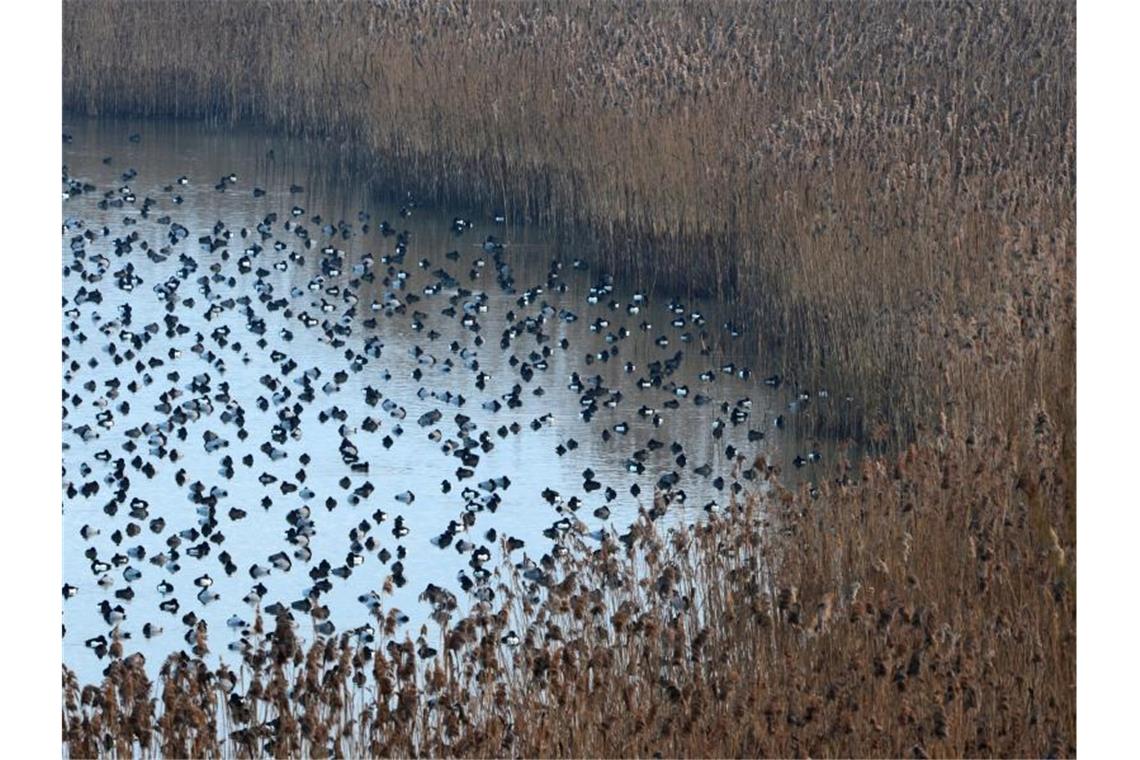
(61, 1), (1076, 756)
(62, 0), (1075, 439)
(63, 406), (1074, 757)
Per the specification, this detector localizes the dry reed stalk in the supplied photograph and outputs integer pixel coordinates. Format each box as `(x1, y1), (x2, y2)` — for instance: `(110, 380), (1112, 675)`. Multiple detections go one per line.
(62, 0), (1075, 439)
(61, 407), (1074, 758)
(60, 2), (1076, 756)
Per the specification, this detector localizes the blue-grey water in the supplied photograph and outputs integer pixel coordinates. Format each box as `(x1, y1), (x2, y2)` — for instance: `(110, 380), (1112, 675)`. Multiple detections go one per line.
(61, 117), (840, 684)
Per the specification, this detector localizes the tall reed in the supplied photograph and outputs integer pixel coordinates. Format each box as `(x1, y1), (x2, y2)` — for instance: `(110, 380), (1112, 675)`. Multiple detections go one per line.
(62, 0), (1076, 438)
(61, 3), (1076, 755)
(63, 407), (1074, 757)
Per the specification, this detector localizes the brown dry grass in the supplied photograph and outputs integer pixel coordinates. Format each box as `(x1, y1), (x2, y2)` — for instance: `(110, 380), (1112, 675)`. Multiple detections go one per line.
(61, 1), (1076, 756)
(64, 407), (1074, 757)
(62, 0), (1075, 438)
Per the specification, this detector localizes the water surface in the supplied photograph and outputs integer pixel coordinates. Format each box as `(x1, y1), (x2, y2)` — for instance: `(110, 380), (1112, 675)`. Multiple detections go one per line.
(61, 117), (839, 683)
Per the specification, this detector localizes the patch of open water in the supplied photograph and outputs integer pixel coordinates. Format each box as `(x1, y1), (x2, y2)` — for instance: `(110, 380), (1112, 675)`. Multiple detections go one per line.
(61, 117), (844, 683)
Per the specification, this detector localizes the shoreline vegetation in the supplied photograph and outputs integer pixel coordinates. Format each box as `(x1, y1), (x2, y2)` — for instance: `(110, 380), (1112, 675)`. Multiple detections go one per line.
(62, 1), (1075, 757)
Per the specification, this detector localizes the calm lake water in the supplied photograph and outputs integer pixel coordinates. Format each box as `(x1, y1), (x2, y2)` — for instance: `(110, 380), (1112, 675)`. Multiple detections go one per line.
(62, 117), (841, 683)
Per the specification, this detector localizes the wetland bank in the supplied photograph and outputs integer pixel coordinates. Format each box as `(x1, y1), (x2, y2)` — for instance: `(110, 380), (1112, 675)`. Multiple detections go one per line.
(62, 1), (1075, 757)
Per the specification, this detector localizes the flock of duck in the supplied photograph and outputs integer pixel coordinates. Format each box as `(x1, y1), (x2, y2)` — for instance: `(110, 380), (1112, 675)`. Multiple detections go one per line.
(61, 124), (832, 675)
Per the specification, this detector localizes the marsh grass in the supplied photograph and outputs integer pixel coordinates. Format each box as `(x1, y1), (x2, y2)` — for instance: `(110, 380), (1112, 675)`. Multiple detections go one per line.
(63, 408), (1074, 757)
(61, 2), (1076, 756)
(62, 0), (1075, 438)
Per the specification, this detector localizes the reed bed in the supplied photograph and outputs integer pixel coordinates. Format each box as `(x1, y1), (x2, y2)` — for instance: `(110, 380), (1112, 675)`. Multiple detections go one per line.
(63, 407), (1074, 757)
(61, 1), (1076, 756)
(62, 0), (1075, 437)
